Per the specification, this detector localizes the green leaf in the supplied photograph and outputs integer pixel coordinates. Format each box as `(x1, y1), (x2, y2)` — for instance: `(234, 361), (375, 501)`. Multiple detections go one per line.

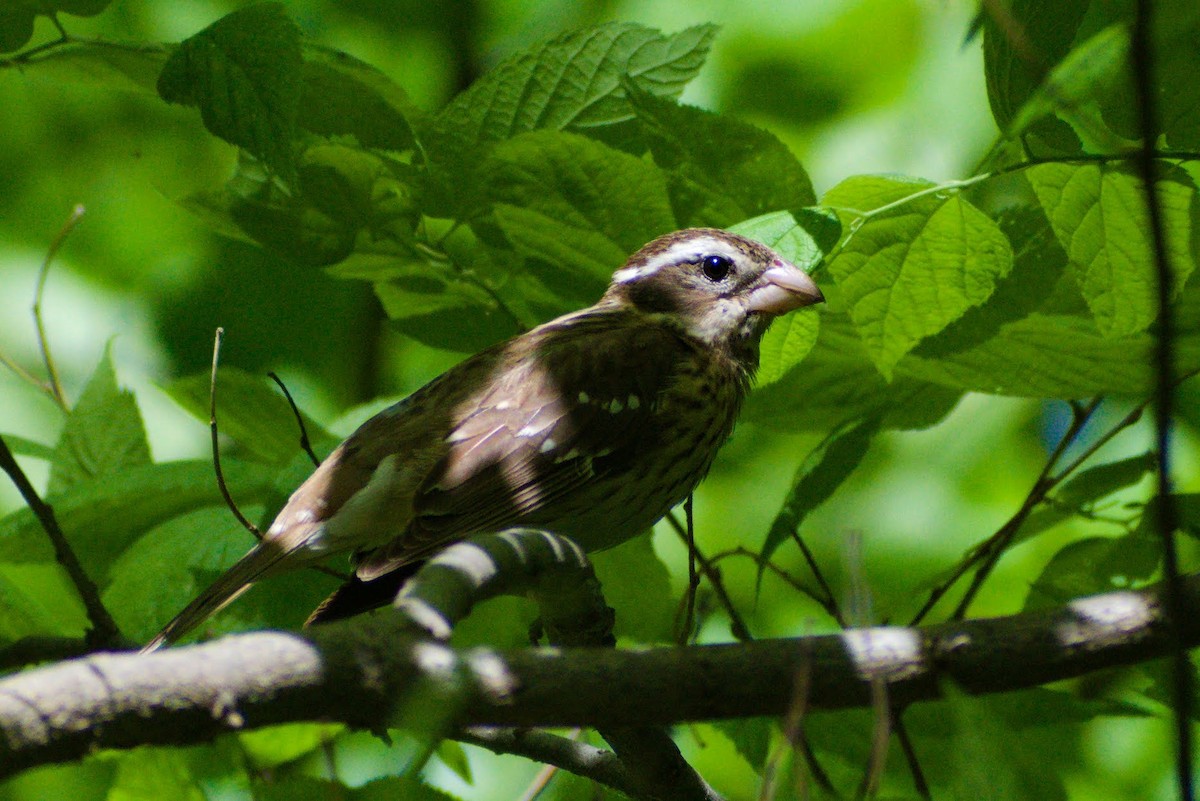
(102, 506), (263, 641)
(106, 749), (205, 801)
(0, 1), (112, 53)
(0, 7), (35, 54)
(914, 204), (1074, 358)
(157, 3), (303, 180)
(755, 313), (820, 388)
(1006, 24), (1132, 143)
(423, 22), (715, 215)
(760, 417), (879, 566)
(0, 459), (276, 572)
(239, 722), (344, 768)
(297, 51), (418, 150)
(163, 366), (335, 465)
(1028, 162), (1199, 337)
(48, 345), (151, 495)
(435, 740), (473, 785)
(484, 130), (676, 286)
(373, 263), (522, 352)
(627, 84), (814, 227)
(942, 686), (1069, 801)
(0, 433), (56, 461)
(900, 312), (1166, 397)
(1054, 452), (1155, 509)
(1023, 529), (1160, 611)
(745, 313), (962, 431)
(0, 565), (84, 639)
(711, 717), (772, 773)
(824, 176), (1014, 378)
(590, 533), (674, 643)
(982, 0), (1091, 152)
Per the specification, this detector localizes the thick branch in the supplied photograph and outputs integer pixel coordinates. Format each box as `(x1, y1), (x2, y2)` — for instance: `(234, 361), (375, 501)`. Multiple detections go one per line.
(1, 575), (1197, 780)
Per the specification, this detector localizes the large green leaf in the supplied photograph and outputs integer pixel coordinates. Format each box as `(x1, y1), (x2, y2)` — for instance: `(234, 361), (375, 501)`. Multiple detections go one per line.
(158, 3), (303, 180)
(745, 312), (963, 432)
(163, 366), (336, 466)
(824, 175), (1014, 378)
(590, 533), (674, 642)
(296, 45), (419, 151)
(628, 84), (815, 227)
(484, 130), (676, 289)
(423, 23), (714, 215)
(48, 344), (151, 495)
(759, 417), (879, 567)
(900, 312), (1165, 397)
(0, 0), (112, 53)
(981, 0), (1091, 152)
(0, 459), (276, 573)
(1028, 162), (1199, 338)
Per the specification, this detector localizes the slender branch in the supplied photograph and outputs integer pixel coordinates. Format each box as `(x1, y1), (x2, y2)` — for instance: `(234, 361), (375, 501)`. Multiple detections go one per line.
(461, 727), (635, 797)
(2, 574), (1197, 780)
(1130, 1), (1192, 797)
(208, 328), (263, 541)
(32, 204), (85, 412)
(665, 514), (753, 641)
(0, 435), (121, 649)
(946, 398), (1102, 621)
(268, 371), (320, 467)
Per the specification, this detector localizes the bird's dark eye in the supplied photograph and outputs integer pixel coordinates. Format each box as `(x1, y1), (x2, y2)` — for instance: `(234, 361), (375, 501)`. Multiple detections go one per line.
(701, 254), (732, 282)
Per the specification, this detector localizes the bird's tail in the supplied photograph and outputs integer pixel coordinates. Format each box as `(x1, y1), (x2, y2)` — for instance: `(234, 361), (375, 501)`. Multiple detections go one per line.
(141, 541), (291, 653)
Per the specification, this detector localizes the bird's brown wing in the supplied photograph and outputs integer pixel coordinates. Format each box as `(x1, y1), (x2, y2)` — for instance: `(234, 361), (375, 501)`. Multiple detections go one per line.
(354, 314), (687, 580)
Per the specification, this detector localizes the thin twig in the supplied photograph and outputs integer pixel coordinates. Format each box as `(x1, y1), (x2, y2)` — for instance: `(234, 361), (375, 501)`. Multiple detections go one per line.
(208, 329), (263, 541)
(788, 529), (847, 628)
(682, 495), (698, 643)
(0, 435), (120, 648)
(893, 715), (931, 801)
(908, 398), (1098, 626)
(665, 513), (753, 641)
(32, 204), (85, 412)
(945, 398), (1103, 621)
(1130, 1), (1193, 797)
(268, 371), (320, 467)
(709, 547), (841, 624)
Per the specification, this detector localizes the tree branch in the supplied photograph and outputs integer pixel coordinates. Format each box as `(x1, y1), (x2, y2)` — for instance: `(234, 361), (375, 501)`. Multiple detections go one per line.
(1, 573), (1197, 780)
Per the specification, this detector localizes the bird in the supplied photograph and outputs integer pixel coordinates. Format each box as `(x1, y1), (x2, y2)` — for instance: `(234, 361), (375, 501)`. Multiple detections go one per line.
(143, 228), (823, 651)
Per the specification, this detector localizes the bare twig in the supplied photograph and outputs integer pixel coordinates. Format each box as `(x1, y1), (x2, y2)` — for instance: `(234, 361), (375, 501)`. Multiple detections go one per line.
(32, 204), (85, 411)
(665, 513), (753, 641)
(680, 496), (699, 643)
(944, 399), (1103, 621)
(208, 329), (263, 542)
(909, 398), (1099, 626)
(268, 371), (320, 467)
(893, 715), (931, 801)
(1130, 1), (1192, 797)
(710, 546), (841, 624)
(0, 435), (120, 648)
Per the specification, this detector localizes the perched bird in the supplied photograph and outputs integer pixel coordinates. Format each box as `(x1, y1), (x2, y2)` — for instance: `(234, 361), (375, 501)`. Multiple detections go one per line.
(144, 228), (823, 651)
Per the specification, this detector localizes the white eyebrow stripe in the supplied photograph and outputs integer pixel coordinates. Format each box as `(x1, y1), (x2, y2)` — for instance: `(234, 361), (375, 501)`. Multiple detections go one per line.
(613, 236), (740, 284)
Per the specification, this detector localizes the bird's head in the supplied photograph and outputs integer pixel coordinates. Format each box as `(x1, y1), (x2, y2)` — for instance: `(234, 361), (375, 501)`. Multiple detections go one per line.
(603, 228), (825, 356)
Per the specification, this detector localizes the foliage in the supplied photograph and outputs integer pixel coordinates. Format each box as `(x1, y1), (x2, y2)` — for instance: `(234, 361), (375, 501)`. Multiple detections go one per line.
(0, 1), (1199, 799)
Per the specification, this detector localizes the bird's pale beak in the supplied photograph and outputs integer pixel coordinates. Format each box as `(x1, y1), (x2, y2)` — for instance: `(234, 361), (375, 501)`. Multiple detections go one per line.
(746, 263), (825, 315)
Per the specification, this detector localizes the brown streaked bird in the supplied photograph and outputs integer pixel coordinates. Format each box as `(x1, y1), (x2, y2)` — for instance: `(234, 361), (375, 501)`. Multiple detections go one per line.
(143, 228), (823, 651)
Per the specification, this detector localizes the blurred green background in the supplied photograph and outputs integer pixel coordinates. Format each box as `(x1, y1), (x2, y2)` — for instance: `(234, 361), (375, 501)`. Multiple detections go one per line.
(0, 1), (1190, 799)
